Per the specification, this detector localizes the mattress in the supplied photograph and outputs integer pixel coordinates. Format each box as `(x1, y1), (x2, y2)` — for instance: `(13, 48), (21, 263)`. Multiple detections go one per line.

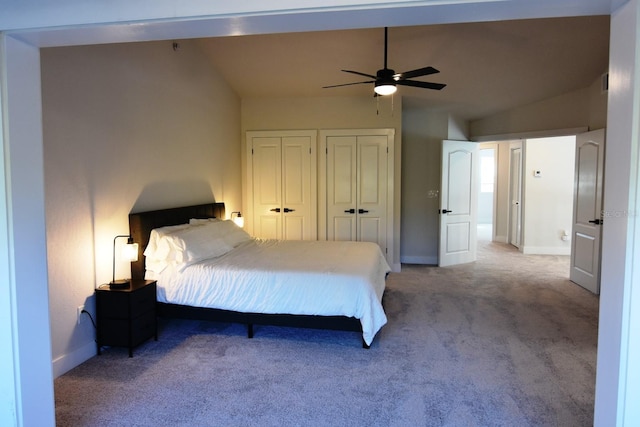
(151, 238), (390, 345)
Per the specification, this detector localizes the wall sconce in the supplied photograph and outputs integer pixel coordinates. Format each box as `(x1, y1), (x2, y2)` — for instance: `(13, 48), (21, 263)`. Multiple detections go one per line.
(231, 211), (244, 228)
(110, 235), (139, 289)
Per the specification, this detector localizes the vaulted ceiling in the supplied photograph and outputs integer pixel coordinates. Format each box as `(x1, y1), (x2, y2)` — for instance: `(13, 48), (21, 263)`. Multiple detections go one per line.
(198, 16), (610, 121)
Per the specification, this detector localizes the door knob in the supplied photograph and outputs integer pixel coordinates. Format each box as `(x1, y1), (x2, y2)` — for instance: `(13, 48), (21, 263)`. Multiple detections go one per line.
(441, 209), (452, 214)
(283, 208), (295, 213)
(588, 219), (602, 225)
(270, 208), (281, 213)
(358, 209), (369, 214)
(344, 209), (355, 214)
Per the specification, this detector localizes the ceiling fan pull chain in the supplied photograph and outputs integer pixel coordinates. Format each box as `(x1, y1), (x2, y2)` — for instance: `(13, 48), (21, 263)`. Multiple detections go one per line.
(391, 92), (394, 117)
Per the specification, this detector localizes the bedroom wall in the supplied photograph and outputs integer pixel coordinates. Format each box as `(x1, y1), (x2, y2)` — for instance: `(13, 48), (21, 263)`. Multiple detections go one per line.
(469, 74), (608, 139)
(400, 107), (449, 264)
(521, 136), (576, 255)
(41, 39), (241, 377)
(241, 96), (403, 267)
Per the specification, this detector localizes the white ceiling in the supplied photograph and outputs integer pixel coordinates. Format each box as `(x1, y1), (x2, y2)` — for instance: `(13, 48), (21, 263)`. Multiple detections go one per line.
(197, 16), (610, 121)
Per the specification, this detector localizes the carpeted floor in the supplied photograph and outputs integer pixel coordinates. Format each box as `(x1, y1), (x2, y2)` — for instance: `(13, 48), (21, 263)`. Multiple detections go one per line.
(54, 241), (599, 426)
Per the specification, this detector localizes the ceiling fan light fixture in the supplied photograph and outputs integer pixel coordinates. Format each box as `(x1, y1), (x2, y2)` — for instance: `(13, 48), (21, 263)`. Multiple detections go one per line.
(374, 83), (397, 96)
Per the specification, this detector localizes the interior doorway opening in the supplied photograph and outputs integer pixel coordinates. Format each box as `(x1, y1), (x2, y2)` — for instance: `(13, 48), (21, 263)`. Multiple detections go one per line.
(478, 145), (496, 243)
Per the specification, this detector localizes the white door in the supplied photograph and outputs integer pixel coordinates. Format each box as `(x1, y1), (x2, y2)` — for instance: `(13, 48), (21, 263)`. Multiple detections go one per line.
(570, 128), (605, 294)
(247, 130), (317, 240)
(326, 136), (357, 241)
(281, 137), (314, 240)
(509, 145), (523, 248)
(251, 136), (282, 239)
(326, 135), (388, 249)
(439, 140), (479, 267)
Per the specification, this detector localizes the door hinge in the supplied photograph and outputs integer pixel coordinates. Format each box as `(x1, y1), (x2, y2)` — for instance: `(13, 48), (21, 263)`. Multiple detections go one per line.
(251, 148), (254, 155)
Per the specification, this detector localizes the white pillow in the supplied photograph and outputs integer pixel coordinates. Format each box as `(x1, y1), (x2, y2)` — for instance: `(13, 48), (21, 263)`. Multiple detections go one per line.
(188, 218), (220, 225)
(161, 220), (244, 270)
(215, 220), (252, 247)
(143, 223), (191, 261)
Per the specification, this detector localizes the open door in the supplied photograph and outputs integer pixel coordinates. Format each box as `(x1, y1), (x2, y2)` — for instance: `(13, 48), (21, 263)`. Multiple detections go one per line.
(439, 140), (479, 267)
(509, 143), (523, 248)
(570, 128), (605, 294)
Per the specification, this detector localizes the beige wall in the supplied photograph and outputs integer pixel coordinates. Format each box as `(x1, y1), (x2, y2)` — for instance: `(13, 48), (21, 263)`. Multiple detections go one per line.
(41, 40), (241, 376)
(400, 107), (449, 264)
(521, 136), (576, 254)
(470, 74), (608, 139)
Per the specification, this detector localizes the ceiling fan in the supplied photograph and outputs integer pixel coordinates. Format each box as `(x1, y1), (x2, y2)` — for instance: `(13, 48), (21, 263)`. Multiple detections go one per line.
(323, 27), (446, 96)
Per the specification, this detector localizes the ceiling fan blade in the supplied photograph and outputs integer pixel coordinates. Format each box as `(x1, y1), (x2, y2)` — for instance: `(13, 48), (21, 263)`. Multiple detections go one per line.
(323, 80), (374, 89)
(342, 69), (377, 79)
(396, 79), (446, 90)
(394, 66), (440, 80)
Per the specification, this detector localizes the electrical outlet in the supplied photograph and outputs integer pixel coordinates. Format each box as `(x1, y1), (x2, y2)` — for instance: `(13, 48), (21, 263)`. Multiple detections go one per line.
(77, 305), (85, 325)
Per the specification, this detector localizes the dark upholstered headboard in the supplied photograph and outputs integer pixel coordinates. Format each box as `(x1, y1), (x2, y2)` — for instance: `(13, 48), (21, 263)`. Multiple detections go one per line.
(128, 203), (226, 280)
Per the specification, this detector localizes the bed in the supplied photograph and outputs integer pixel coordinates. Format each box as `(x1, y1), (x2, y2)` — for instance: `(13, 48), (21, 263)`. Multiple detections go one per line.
(129, 203), (389, 348)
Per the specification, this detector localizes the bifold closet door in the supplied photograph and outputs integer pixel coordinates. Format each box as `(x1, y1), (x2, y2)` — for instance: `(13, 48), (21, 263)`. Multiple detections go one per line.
(326, 135), (387, 251)
(248, 131), (316, 240)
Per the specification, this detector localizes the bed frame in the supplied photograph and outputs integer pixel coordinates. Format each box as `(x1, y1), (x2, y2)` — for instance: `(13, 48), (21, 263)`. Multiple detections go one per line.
(128, 203), (369, 348)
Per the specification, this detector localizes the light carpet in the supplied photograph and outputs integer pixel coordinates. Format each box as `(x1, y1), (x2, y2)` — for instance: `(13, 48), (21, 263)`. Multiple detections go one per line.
(54, 241), (598, 426)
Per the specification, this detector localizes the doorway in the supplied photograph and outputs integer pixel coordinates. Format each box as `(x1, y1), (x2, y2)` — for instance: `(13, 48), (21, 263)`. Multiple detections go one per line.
(478, 136), (576, 258)
(478, 145), (496, 243)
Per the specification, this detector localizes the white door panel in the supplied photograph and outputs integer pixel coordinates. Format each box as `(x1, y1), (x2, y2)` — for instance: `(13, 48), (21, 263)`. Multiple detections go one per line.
(359, 216), (381, 244)
(439, 140), (479, 267)
(251, 137), (282, 239)
(570, 128), (605, 294)
(321, 128), (394, 268)
(327, 134), (387, 251)
(509, 145), (523, 248)
(327, 136), (357, 241)
(282, 137), (312, 240)
(247, 130), (317, 241)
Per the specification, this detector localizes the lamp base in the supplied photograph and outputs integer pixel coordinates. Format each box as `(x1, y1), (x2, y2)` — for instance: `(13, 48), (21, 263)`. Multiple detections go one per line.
(109, 279), (130, 289)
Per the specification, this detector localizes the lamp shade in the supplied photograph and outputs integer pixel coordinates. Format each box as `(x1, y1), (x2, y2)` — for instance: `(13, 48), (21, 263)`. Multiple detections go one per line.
(374, 83), (397, 96)
(231, 211), (244, 228)
(110, 235), (137, 288)
(122, 241), (139, 262)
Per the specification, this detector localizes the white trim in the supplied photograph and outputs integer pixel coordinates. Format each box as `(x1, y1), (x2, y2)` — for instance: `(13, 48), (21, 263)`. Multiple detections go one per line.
(52, 342), (96, 378)
(400, 255), (438, 265)
(472, 127), (589, 142)
(520, 246), (571, 256)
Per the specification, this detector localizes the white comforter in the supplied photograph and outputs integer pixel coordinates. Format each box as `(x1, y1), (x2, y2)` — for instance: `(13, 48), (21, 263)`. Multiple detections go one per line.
(153, 239), (390, 345)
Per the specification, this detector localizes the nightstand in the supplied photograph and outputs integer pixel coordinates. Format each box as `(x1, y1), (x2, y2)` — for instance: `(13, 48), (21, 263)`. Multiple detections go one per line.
(96, 279), (157, 357)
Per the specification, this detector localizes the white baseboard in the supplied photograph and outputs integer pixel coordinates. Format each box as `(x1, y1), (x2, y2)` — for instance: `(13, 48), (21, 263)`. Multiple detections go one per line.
(400, 255), (438, 265)
(494, 235), (508, 243)
(52, 341), (96, 378)
(521, 246), (571, 255)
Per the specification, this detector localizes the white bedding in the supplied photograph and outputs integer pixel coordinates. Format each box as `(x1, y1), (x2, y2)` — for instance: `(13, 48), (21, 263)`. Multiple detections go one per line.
(150, 238), (390, 345)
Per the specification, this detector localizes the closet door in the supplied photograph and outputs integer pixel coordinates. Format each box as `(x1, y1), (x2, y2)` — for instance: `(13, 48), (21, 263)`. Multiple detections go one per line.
(325, 133), (388, 251)
(326, 136), (358, 241)
(357, 135), (388, 249)
(247, 130), (317, 241)
(281, 136), (314, 240)
(251, 136), (282, 239)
